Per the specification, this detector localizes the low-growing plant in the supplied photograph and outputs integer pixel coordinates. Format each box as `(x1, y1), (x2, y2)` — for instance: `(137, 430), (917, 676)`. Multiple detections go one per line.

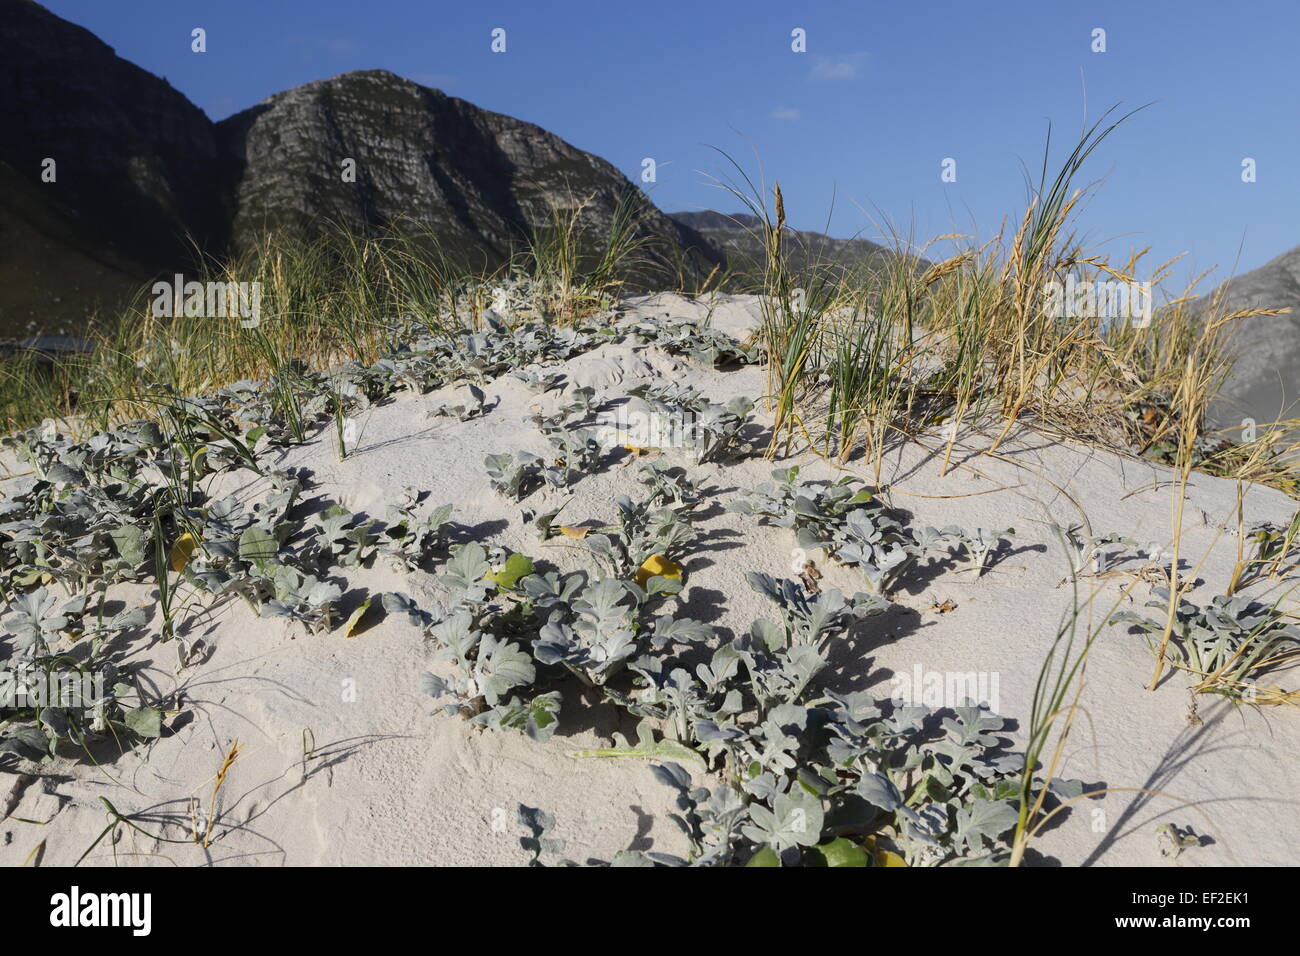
(1055, 525), (1139, 576)
(0, 583), (159, 762)
(625, 383), (756, 464)
(1113, 590), (1300, 700)
(940, 525), (1017, 577)
(381, 488), (454, 571)
(427, 383), (492, 421)
(692, 396), (756, 464)
(484, 452), (542, 501)
(310, 504), (380, 568)
(635, 460), (705, 505)
(412, 486), (710, 740)
(261, 567), (343, 634)
(537, 578), (677, 686)
(584, 494), (697, 581)
(0, 657), (162, 762)
(512, 368), (567, 394)
(730, 466), (920, 594)
(624, 315), (760, 368)
(401, 484), (1087, 869)
(537, 421), (604, 484)
(519, 682), (1081, 867)
(1230, 511), (1300, 593)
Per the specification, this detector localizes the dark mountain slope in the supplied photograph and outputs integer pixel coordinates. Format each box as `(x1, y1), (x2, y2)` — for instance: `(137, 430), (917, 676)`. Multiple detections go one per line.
(0, 0), (228, 270)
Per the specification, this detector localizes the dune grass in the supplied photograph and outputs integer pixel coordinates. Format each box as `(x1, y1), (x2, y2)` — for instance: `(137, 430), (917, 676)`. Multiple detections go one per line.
(1, 113), (1296, 500)
(0, 195), (656, 436)
(697, 112), (1298, 498)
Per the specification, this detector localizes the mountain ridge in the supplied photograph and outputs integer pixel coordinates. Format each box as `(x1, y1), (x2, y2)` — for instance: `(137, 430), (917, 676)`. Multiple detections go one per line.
(1201, 244), (1300, 430)
(0, 3), (723, 333)
(669, 210), (895, 277)
(214, 68), (716, 277)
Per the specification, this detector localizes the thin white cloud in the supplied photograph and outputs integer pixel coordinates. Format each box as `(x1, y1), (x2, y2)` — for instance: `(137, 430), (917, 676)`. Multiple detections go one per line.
(770, 106), (801, 121)
(809, 52), (867, 81)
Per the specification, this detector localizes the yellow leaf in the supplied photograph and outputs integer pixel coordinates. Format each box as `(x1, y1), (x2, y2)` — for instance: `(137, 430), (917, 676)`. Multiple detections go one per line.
(634, 553), (683, 588)
(623, 444), (660, 457)
(341, 599), (373, 638)
(559, 525), (591, 539)
(169, 532), (199, 573)
(864, 836), (907, 867)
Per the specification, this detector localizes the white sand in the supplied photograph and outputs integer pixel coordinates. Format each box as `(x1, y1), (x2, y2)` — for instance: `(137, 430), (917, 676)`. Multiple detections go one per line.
(2, 293), (1297, 867)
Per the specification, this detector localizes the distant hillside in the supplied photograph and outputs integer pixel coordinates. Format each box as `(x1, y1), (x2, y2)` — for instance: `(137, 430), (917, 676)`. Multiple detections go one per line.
(0, 2), (722, 336)
(0, 163), (152, 336)
(1201, 246), (1300, 430)
(215, 70), (718, 280)
(0, 0), (228, 333)
(670, 210), (896, 279)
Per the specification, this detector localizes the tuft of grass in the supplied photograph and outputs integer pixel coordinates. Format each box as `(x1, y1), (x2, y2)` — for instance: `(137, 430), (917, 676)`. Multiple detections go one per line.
(702, 151), (847, 457)
(1, 223), (467, 434)
(0, 200), (659, 434)
(694, 111), (1297, 498)
(523, 184), (666, 324)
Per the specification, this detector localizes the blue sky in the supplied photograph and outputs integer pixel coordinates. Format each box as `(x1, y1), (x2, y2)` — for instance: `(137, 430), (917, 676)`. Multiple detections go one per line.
(46, 0), (1298, 284)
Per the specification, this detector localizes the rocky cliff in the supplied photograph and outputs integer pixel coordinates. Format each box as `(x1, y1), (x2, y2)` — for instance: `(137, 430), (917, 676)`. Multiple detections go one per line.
(3, 1), (924, 338)
(1202, 245), (1300, 430)
(216, 70), (716, 279)
(0, 4), (724, 333)
(0, 0), (229, 332)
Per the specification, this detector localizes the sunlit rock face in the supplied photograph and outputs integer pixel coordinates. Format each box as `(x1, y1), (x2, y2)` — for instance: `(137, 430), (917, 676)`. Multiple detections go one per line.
(1199, 246), (1300, 432)
(216, 69), (718, 281)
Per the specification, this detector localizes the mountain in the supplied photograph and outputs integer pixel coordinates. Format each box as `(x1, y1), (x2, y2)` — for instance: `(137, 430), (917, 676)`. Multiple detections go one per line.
(216, 70), (715, 278)
(669, 210), (894, 278)
(0, 0), (229, 333)
(0, 2), (717, 337)
(1202, 246), (1300, 430)
(0, 2), (918, 340)
(0, 162), (154, 338)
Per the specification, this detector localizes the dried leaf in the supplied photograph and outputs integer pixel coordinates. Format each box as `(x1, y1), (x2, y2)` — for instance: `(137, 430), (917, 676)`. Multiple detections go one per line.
(864, 835), (907, 867)
(169, 533), (199, 573)
(341, 598), (373, 638)
(634, 553), (683, 588)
